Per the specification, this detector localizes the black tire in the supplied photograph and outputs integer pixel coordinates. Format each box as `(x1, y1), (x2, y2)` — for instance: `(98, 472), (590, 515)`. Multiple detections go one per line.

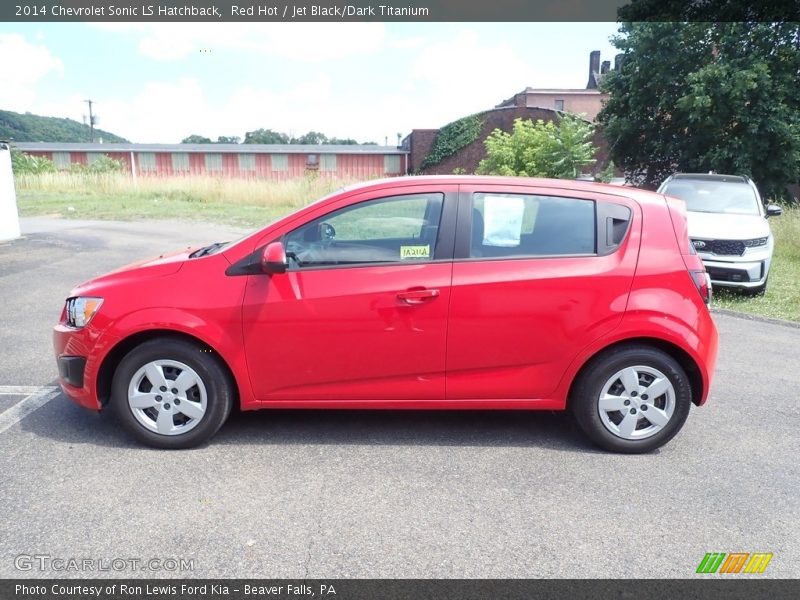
(570, 345), (692, 454)
(111, 338), (234, 449)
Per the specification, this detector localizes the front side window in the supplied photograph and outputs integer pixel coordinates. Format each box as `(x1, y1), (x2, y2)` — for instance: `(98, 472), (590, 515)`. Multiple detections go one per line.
(470, 193), (595, 258)
(285, 193), (444, 268)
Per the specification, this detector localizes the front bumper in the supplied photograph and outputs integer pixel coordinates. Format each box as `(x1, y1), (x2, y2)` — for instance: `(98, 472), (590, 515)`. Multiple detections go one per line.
(53, 324), (102, 410)
(57, 356), (86, 388)
(702, 258), (767, 288)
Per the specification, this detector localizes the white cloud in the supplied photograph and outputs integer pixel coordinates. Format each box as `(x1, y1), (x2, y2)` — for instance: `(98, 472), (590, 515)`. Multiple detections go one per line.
(95, 78), (214, 142)
(0, 34), (63, 110)
(67, 28), (537, 144)
(90, 23), (386, 62)
(57, 74), (341, 143)
(403, 29), (535, 128)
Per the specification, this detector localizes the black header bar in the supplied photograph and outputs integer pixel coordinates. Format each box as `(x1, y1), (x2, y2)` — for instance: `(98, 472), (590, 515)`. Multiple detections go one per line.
(3, 0), (800, 22)
(4, 579), (800, 600)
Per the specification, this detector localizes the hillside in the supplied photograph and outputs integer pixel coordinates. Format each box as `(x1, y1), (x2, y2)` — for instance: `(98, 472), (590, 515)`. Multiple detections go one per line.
(0, 109), (129, 143)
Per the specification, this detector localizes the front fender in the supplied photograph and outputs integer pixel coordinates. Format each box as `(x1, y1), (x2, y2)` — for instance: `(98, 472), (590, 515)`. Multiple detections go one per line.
(93, 307), (256, 410)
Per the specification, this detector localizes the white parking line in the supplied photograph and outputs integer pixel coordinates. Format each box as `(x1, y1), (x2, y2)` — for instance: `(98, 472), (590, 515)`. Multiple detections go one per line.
(0, 386), (60, 434)
(0, 385), (44, 395)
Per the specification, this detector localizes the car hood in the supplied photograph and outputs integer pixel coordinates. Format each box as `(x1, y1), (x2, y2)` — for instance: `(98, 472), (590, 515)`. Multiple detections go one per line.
(687, 211), (770, 240)
(69, 248), (196, 296)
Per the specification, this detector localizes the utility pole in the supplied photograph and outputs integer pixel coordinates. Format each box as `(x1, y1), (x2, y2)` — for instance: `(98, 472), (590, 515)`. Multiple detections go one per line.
(84, 99), (96, 142)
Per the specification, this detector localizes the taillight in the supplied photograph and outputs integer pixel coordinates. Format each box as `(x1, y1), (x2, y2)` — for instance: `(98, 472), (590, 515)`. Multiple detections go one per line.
(690, 270), (712, 304)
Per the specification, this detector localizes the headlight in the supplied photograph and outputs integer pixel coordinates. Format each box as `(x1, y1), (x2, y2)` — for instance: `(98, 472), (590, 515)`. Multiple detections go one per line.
(743, 237), (768, 248)
(65, 297), (103, 328)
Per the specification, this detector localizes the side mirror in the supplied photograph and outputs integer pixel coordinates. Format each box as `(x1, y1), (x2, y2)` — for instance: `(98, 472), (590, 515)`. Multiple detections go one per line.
(260, 241), (288, 274)
(766, 204), (783, 218)
(319, 222), (336, 240)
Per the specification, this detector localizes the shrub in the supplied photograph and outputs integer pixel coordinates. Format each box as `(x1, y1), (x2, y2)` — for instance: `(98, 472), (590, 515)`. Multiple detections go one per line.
(476, 115), (597, 179)
(10, 150), (56, 175)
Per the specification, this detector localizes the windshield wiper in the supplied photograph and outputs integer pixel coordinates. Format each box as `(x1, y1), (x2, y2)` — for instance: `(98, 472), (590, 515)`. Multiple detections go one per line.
(190, 242), (227, 258)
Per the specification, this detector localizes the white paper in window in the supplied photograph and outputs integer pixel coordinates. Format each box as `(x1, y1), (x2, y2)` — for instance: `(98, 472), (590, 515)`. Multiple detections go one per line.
(482, 195), (525, 247)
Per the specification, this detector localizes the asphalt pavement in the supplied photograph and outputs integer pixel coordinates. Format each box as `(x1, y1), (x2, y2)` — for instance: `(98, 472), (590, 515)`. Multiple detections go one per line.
(0, 217), (797, 578)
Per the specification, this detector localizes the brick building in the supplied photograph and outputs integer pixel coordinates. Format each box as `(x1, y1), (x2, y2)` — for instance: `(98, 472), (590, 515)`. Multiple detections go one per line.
(13, 142), (408, 180)
(496, 50), (621, 121)
(403, 50), (618, 177)
(403, 107), (611, 177)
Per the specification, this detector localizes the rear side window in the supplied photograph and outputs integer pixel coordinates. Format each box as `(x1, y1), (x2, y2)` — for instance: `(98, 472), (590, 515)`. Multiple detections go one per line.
(285, 193), (444, 268)
(470, 193), (596, 258)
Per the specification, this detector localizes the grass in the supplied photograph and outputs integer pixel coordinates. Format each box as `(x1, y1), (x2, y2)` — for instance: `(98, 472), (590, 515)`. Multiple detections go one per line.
(13, 173), (800, 322)
(15, 172), (355, 228)
(711, 206), (800, 322)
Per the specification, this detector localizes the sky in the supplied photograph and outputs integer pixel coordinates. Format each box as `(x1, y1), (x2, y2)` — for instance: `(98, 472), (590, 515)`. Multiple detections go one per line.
(0, 22), (620, 144)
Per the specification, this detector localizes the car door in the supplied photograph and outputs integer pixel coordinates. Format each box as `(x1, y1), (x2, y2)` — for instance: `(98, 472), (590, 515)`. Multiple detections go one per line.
(242, 186), (457, 402)
(446, 184), (640, 402)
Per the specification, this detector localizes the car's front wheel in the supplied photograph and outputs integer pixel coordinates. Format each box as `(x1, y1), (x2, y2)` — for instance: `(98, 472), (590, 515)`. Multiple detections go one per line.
(111, 338), (233, 449)
(570, 346), (692, 453)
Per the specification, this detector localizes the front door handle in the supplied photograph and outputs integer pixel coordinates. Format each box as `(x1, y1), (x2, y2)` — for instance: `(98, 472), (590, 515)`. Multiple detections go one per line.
(397, 288), (440, 305)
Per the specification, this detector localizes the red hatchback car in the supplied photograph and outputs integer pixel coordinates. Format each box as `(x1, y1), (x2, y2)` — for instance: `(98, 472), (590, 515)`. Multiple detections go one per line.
(54, 176), (718, 452)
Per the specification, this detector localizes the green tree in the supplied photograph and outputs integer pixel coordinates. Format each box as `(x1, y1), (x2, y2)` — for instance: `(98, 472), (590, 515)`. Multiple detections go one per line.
(476, 116), (596, 178)
(598, 22), (800, 197)
(181, 134), (212, 143)
(244, 128), (289, 144)
(291, 131), (328, 145)
(215, 135), (241, 144)
(616, 0), (798, 22)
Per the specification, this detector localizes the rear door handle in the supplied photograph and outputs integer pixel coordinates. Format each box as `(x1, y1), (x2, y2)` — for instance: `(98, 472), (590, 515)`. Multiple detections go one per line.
(397, 288), (440, 305)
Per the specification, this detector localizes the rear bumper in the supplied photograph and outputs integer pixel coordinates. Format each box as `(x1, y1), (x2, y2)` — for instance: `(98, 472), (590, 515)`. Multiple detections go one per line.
(696, 307), (719, 406)
(53, 324), (101, 410)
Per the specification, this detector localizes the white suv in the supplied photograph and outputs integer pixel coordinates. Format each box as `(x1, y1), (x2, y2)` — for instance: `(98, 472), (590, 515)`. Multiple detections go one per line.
(658, 174), (783, 295)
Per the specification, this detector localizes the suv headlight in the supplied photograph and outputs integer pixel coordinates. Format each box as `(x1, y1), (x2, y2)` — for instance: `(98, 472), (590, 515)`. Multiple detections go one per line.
(743, 237), (768, 248)
(65, 297), (103, 328)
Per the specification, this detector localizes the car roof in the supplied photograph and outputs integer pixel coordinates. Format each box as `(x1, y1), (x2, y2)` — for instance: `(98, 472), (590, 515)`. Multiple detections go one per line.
(336, 175), (661, 205)
(668, 173), (749, 184)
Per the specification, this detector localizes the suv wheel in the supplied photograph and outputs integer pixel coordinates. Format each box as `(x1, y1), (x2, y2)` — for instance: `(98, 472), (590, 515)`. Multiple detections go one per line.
(571, 346), (692, 453)
(111, 338), (233, 449)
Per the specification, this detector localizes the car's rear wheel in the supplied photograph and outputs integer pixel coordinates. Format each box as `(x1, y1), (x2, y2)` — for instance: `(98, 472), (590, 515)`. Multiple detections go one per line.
(570, 346), (692, 453)
(111, 338), (233, 449)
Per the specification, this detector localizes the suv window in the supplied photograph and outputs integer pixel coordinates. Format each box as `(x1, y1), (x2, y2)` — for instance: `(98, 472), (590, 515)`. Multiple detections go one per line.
(285, 193), (444, 268)
(662, 180), (760, 215)
(470, 193), (595, 258)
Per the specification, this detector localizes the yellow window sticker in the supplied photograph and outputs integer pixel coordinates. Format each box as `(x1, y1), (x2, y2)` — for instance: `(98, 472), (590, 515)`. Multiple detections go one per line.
(400, 245), (430, 259)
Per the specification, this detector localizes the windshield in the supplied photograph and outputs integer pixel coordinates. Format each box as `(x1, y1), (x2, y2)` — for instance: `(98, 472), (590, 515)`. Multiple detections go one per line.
(662, 180), (760, 215)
